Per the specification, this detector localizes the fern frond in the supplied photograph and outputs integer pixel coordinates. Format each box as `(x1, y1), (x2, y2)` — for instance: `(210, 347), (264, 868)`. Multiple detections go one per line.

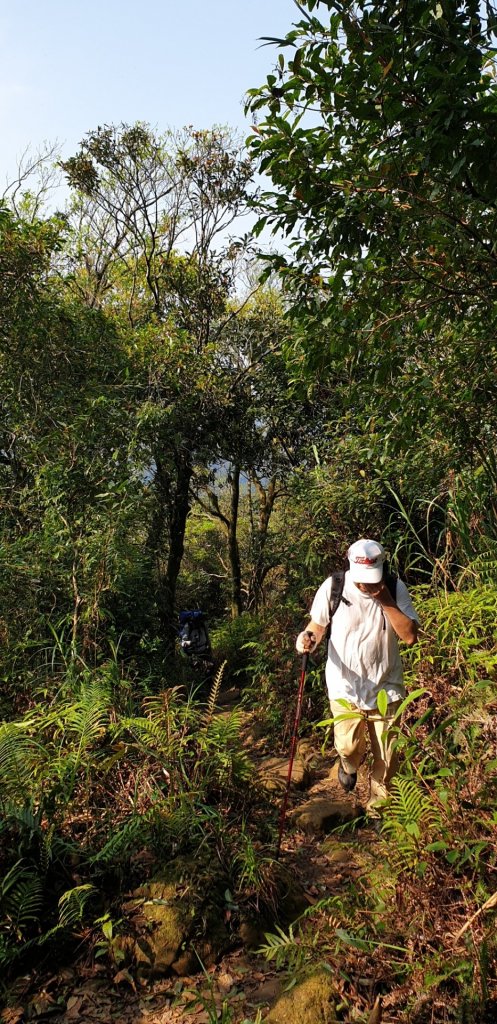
(259, 922), (297, 960)
(142, 687), (184, 723)
(57, 884), (97, 928)
(1, 860), (30, 899)
(0, 723), (39, 800)
(118, 715), (173, 756)
(203, 661), (227, 725)
(382, 777), (442, 868)
(1, 861), (44, 937)
(0, 800), (42, 836)
(90, 809), (155, 864)
(62, 681), (111, 747)
(198, 710), (252, 786)
(202, 710), (244, 746)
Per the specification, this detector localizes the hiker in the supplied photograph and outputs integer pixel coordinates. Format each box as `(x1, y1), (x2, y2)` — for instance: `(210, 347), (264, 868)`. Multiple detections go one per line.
(178, 610), (214, 681)
(296, 538), (419, 815)
(179, 610), (211, 660)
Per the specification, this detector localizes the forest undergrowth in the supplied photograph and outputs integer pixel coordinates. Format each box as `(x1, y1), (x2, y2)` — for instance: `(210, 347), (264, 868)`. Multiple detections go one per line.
(1, 583), (497, 1024)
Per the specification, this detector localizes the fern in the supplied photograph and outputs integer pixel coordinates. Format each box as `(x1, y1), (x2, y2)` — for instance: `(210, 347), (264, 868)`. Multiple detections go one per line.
(202, 660), (227, 725)
(381, 777), (443, 869)
(0, 860), (44, 939)
(0, 800), (43, 841)
(0, 873), (96, 973)
(57, 884), (97, 928)
(141, 686), (186, 733)
(257, 922), (311, 972)
(118, 714), (174, 757)
(197, 710), (252, 788)
(90, 808), (155, 864)
(152, 797), (225, 855)
(259, 921), (298, 960)
(118, 686), (193, 760)
(62, 677), (112, 746)
(0, 722), (40, 802)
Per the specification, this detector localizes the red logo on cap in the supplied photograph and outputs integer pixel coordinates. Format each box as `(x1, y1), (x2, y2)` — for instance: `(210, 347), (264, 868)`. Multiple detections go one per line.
(354, 556), (378, 564)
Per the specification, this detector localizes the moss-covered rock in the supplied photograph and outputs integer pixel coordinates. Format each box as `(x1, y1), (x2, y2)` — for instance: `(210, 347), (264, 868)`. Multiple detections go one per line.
(125, 857), (231, 978)
(130, 878), (194, 976)
(266, 971), (338, 1024)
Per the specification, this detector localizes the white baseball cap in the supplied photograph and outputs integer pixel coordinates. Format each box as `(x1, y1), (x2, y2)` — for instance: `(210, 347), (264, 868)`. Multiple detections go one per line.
(347, 538), (386, 583)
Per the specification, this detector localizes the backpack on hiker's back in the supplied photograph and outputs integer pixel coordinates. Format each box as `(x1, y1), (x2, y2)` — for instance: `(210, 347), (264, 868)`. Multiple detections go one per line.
(179, 609), (211, 659)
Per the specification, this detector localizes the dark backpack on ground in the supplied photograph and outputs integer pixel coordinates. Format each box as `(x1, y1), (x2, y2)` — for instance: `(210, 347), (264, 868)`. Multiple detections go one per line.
(179, 610), (211, 659)
(325, 565), (398, 642)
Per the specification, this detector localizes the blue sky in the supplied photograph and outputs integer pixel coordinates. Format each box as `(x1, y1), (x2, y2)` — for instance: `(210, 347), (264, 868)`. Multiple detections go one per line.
(0, 0), (295, 182)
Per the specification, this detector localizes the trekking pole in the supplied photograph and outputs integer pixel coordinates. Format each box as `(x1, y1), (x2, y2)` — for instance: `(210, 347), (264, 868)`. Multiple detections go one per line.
(275, 633), (313, 860)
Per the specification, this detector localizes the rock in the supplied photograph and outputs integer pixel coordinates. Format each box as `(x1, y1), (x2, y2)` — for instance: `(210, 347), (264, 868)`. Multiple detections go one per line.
(321, 840), (356, 865)
(266, 970), (338, 1023)
(130, 878), (192, 976)
(172, 919), (231, 976)
(289, 796), (356, 833)
(249, 977), (283, 1004)
(126, 858), (231, 978)
(257, 755), (312, 792)
(239, 918), (266, 949)
(296, 738), (315, 758)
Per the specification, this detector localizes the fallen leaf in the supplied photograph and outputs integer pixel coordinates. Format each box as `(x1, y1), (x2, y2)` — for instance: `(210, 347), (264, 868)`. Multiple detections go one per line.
(113, 969), (137, 992)
(217, 972), (234, 994)
(64, 995), (84, 1019)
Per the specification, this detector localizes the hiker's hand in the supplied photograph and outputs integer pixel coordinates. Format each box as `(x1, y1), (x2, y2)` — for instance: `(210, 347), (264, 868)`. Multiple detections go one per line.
(360, 581), (391, 602)
(296, 630), (317, 654)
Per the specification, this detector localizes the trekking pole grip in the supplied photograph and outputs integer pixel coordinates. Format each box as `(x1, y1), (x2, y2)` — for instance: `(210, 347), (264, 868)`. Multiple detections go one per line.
(301, 628), (316, 670)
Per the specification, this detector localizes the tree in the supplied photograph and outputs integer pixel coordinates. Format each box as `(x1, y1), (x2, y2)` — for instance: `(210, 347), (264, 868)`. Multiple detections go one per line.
(0, 205), (138, 682)
(247, 1), (497, 331)
(245, 1), (497, 572)
(189, 289), (327, 614)
(61, 124), (254, 649)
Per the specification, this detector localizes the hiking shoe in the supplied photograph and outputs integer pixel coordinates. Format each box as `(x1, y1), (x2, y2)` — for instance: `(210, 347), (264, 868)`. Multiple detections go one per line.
(338, 764), (357, 793)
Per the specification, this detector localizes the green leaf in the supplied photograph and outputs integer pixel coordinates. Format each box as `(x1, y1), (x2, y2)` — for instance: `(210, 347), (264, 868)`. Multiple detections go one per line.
(377, 689), (388, 717)
(335, 928), (370, 951)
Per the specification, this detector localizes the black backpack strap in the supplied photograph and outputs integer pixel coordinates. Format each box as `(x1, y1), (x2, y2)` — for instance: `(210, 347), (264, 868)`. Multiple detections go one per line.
(325, 571), (351, 643)
(329, 571), (345, 618)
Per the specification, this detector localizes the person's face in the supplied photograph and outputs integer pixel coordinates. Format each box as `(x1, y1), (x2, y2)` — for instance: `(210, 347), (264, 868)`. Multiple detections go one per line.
(355, 580), (382, 594)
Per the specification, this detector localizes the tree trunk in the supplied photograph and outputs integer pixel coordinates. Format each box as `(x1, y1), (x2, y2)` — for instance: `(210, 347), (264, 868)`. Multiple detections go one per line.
(150, 453), (193, 656)
(247, 474), (278, 612)
(228, 463), (243, 618)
